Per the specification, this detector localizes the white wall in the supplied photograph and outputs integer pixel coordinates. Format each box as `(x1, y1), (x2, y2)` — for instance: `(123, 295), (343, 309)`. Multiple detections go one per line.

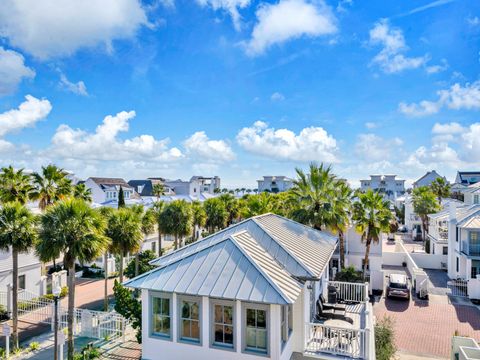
(410, 253), (447, 269)
(85, 178), (106, 203)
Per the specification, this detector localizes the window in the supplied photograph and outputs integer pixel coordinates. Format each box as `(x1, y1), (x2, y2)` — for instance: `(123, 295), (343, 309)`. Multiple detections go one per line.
(18, 275), (25, 290)
(152, 295), (171, 338)
(456, 257), (459, 272)
(280, 305), (292, 346)
(474, 195), (480, 204)
(443, 246), (448, 255)
(211, 301), (234, 349)
(244, 306), (268, 354)
(179, 297), (201, 343)
(471, 232), (479, 243)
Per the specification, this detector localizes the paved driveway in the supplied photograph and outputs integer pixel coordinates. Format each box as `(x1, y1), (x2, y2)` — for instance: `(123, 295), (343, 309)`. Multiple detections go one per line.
(374, 294), (480, 358)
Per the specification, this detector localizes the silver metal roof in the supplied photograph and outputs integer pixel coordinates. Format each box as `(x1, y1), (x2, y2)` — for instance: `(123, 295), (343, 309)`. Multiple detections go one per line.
(125, 214), (337, 304)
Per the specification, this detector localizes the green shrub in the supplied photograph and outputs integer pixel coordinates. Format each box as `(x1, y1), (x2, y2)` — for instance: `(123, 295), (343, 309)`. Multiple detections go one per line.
(29, 342), (40, 351)
(42, 286), (68, 300)
(124, 250), (156, 279)
(335, 266), (364, 283)
(375, 316), (397, 360)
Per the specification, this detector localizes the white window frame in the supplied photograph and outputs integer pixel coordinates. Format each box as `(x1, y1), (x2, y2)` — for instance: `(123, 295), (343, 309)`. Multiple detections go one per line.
(150, 292), (172, 340)
(178, 295), (202, 346)
(242, 303), (269, 357)
(210, 299), (235, 351)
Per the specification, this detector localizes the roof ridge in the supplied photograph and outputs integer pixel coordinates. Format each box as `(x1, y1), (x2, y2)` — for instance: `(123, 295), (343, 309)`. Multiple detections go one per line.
(230, 231), (297, 304)
(251, 215), (315, 277)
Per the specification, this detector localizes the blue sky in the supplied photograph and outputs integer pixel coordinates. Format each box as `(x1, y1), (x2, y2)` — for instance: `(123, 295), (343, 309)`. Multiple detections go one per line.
(0, 0), (479, 188)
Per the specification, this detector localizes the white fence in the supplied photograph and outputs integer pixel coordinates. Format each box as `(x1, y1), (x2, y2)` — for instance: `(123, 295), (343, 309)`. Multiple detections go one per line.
(305, 323), (367, 359)
(448, 279), (469, 297)
(327, 281), (369, 303)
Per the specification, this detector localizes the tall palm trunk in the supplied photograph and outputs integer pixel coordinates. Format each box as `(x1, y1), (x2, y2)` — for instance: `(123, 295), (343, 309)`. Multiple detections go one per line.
(135, 253), (139, 277)
(12, 249), (19, 349)
(363, 238), (371, 280)
(119, 253), (124, 284)
(103, 252), (108, 312)
(338, 230), (345, 270)
(192, 224), (196, 241)
(157, 229), (162, 257)
(174, 234), (178, 250)
(67, 262), (76, 360)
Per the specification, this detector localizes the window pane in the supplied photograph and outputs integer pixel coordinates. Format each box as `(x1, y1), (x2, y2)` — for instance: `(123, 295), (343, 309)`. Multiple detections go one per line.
(246, 309), (256, 327)
(191, 320), (200, 339)
(162, 316), (170, 333)
(224, 325), (234, 344)
(182, 320), (190, 338)
(214, 305), (223, 323)
(224, 306), (233, 325)
(256, 329), (267, 349)
(161, 298), (170, 315)
(182, 302), (190, 318)
(191, 302), (199, 320)
(257, 310), (266, 328)
(246, 328), (256, 347)
(214, 324), (223, 343)
(153, 314), (161, 332)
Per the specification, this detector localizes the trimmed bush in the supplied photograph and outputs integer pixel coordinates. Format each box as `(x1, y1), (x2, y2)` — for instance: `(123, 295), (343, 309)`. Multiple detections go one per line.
(375, 316), (397, 360)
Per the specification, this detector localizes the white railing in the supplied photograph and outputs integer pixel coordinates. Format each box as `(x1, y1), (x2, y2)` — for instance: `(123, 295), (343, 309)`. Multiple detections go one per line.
(305, 323), (366, 358)
(327, 281), (369, 303)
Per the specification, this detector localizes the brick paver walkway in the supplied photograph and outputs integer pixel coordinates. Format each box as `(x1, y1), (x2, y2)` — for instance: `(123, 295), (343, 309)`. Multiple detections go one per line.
(374, 298), (480, 358)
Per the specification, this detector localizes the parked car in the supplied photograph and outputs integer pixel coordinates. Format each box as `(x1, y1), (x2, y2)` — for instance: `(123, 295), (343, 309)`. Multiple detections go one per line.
(398, 225), (407, 233)
(386, 274), (410, 300)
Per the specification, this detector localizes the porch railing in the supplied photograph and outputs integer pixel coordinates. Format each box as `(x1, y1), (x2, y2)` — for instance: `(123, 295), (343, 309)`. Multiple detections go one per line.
(327, 281), (369, 303)
(305, 323), (367, 359)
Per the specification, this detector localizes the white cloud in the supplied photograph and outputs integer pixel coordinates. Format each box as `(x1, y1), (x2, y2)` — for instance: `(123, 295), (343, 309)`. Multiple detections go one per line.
(364, 121), (377, 129)
(48, 111), (183, 161)
(183, 131), (235, 162)
(0, 0), (150, 59)
(467, 16), (480, 27)
(236, 120), (339, 162)
(59, 73), (88, 96)
(244, 0), (337, 56)
(369, 19), (428, 73)
(426, 59), (448, 74)
(432, 122), (465, 135)
(196, 0), (251, 31)
(0, 95), (51, 137)
(399, 80), (480, 117)
(354, 133), (403, 162)
(0, 47), (35, 96)
(270, 92), (285, 101)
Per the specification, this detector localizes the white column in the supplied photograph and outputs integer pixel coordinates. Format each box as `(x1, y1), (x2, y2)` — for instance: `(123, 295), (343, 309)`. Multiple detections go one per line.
(235, 300), (242, 353)
(202, 296), (209, 348)
(270, 304), (281, 360)
(172, 293), (178, 342)
(141, 290), (149, 345)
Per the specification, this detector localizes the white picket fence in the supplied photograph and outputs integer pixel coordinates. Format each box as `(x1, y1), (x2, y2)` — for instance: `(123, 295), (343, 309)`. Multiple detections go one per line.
(0, 290), (128, 342)
(447, 279), (469, 298)
(327, 281), (369, 303)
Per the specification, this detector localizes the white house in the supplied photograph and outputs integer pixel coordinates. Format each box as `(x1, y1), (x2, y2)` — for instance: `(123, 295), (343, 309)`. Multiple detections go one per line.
(125, 214), (375, 360)
(428, 204), (480, 281)
(412, 170), (445, 188)
(257, 176), (294, 193)
(359, 175), (405, 201)
(0, 249), (43, 296)
(84, 177), (140, 204)
(463, 182), (480, 206)
(164, 176), (221, 197)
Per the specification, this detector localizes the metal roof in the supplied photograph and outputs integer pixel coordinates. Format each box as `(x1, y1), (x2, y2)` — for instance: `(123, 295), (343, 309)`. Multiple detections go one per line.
(125, 213), (337, 304)
(123, 237), (298, 304)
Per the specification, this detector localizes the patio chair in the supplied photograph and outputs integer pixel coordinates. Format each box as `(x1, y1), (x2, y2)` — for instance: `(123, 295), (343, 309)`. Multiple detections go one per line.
(315, 299), (346, 321)
(320, 294), (346, 312)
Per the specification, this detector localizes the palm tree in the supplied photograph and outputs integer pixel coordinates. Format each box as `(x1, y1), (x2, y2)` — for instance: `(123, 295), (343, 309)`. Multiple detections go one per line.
(352, 189), (392, 278)
(0, 166), (36, 204)
(73, 183), (92, 202)
(152, 182), (165, 201)
(328, 180), (352, 270)
(430, 177), (451, 205)
(131, 205), (155, 277)
(160, 200), (192, 249)
(243, 192), (274, 218)
(98, 206), (114, 312)
(412, 186), (440, 246)
(203, 197), (228, 233)
(31, 164), (72, 210)
(218, 194), (240, 225)
(0, 203), (37, 350)
(191, 200), (206, 241)
(153, 201), (166, 256)
(291, 163), (336, 230)
(37, 199), (108, 360)
(106, 208), (143, 283)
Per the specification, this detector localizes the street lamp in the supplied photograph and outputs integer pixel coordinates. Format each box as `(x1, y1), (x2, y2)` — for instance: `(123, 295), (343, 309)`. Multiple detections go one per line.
(53, 285), (61, 360)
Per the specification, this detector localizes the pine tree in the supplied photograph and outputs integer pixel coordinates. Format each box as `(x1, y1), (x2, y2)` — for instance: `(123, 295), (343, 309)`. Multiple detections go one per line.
(118, 186), (125, 208)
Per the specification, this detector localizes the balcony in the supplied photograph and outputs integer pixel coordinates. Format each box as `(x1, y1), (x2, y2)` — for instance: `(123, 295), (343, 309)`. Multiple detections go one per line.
(462, 241), (480, 257)
(304, 281), (373, 359)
